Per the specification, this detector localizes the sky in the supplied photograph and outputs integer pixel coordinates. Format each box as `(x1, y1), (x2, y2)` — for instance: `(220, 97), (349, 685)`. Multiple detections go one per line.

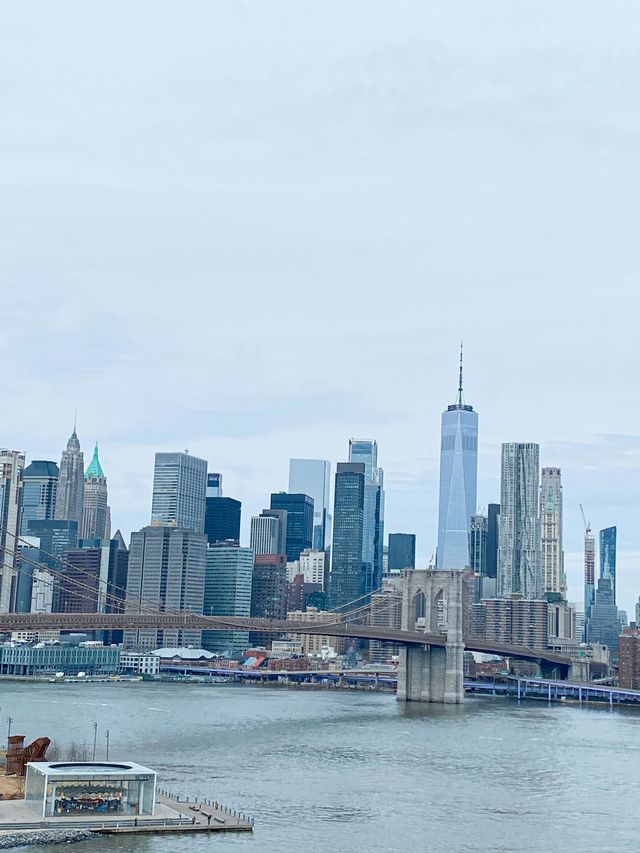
(2, 1), (640, 615)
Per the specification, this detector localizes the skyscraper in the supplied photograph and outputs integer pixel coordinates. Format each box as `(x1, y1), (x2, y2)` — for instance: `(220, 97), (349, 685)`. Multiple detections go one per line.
(250, 512), (284, 555)
(250, 552), (287, 646)
(329, 462), (365, 610)
(202, 543), (254, 655)
(388, 533), (416, 571)
(587, 577), (622, 658)
(436, 351), (478, 570)
(269, 493), (313, 562)
(151, 452), (207, 533)
(348, 440), (384, 596)
(288, 459), (332, 550)
(600, 526), (617, 603)
(0, 450), (25, 612)
(124, 525), (206, 649)
(540, 468), (565, 597)
(584, 524), (596, 639)
(81, 444), (110, 541)
(497, 443), (542, 599)
(20, 461), (58, 534)
(206, 472), (223, 498)
(204, 497), (241, 545)
(469, 514), (487, 575)
(55, 427), (84, 527)
(485, 503), (500, 579)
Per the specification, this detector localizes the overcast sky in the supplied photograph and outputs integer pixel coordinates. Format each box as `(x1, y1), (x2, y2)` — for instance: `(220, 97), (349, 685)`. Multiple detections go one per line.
(2, 2), (640, 614)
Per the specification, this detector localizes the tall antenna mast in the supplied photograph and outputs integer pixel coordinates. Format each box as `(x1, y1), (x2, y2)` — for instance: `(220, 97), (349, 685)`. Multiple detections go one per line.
(456, 342), (464, 406)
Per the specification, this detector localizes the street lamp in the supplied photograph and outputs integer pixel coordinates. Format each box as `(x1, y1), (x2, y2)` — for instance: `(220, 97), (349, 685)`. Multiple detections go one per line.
(6, 717), (12, 749)
(92, 722), (98, 762)
(105, 730), (110, 761)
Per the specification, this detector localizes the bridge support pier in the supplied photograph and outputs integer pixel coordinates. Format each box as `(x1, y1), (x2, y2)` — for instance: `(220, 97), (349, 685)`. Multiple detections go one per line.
(396, 569), (464, 704)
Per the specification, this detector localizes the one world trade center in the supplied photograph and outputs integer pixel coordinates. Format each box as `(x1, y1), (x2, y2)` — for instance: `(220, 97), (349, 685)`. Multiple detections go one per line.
(435, 349), (478, 570)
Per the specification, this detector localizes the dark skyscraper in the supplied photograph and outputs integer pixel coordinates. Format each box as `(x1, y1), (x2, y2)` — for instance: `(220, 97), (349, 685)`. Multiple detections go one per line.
(599, 526), (617, 604)
(329, 463), (365, 610)
(270, 493), (314, 562)
(587, 577), (622, 658)
(469, 515), (487, 575)
(204, 497), (241, 545)
(21, 461), (59, 535)
(485, 504), (500, 579)
(388, 533), (416, 571)
(349, 440), (384, 596)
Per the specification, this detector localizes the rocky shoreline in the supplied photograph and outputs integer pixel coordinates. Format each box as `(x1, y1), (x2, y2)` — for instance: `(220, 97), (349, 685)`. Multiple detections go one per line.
(0, 829), (93, 848)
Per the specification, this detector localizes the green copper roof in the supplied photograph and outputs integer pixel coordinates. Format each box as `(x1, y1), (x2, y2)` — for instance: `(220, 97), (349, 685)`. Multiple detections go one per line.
(85, 443), (105, 479)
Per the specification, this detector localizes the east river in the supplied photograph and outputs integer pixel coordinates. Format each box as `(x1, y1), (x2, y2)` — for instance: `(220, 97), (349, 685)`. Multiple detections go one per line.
(3, 680), (639, 852)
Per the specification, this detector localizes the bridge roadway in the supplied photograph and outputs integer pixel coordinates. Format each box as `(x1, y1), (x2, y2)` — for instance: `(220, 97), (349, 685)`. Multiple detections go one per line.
(0, 611), (571, 670)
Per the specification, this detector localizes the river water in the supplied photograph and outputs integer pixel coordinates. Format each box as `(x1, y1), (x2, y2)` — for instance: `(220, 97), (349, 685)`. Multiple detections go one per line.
(2, 680), (638, 852)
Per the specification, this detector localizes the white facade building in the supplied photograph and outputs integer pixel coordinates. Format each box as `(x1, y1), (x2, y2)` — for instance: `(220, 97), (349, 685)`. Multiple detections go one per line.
(0, 450), (25, 612)
(540, 467), (566, 597)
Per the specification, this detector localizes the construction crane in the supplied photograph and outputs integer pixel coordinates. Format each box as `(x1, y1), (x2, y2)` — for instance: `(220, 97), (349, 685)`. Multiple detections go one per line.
(579, 504), (591, 536)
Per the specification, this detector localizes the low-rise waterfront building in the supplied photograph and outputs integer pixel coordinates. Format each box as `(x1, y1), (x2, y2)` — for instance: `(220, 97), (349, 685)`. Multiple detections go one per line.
(119, 651), (160, 676)
(0, 644), (119, 676)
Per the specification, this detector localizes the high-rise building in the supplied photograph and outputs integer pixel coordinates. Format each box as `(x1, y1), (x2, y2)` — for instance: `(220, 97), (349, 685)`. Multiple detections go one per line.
(258, 509), (288, 555)
(151, 452), (207, 533)
(619, 628), (640, 690)
(54, 427), (84, 528)
(81, 444), (110, 542)
(288, 459), (332, 550)
(540, 468), (565, 597)
(250, 553), (287, 646)
(204, 497), (241, 545)
(497, 443), (542, 599)
(250, 512), (285, 555)
(584, 526), (596, 639)
(61, 534), (128, 628)
(587, 577), (622, 659)
(124, 525), (206, 649)
(348, 440), (384, 596)
(25, 519), (79, 612)
(388, 533), (416, 571)
(206, 472), (223, 498)
(469, 515), (487, 575)
(485, 503), (500, 579)
(20, 461), (58, 535)
(599, 526), (617, 604)
(329, 462), (365, 610)
(202, 543), (254, 655)
(0, 450), (26, 613)
(470, 597), (548, 649)
(269, 493), (313, 562)
(436, 351), (478, 570)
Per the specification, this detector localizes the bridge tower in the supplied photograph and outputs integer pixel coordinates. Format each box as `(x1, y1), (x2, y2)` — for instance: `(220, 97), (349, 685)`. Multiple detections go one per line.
(396, 569), (464, 704)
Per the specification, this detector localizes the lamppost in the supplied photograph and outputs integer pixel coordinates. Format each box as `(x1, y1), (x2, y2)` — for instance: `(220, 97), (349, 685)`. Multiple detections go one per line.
(105, 730), (110, 761)
(92, 722), (98, 761)
(6, 717), (12, 749)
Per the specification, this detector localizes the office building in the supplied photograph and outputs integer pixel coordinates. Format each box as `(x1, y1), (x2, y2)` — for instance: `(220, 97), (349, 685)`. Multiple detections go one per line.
(469, 515), (487, 575)
(349, 440), (384, 595)
(0, 450), (25, 612)
(270, 493), (313, 562)
(388, 533), (416, 571)
(369, 577), (402, 663)
(436, 351), (478, 570)
(20, 461), (58, 535)
(250, 512), (285, 555)
(151, 452), (207, 533)
(202, 543), (254, 656)
(124, 525), (206, 650)
(288, 459), (332, 550)
(250, 553), (287, 646)
(587, 577), (622, 658)
(284, 607), (337, 655)
(329, 462), (365, 610)
(14, 537), (42, 613)
(540, 468), (565, 597)
(497, 443), (542, 599)
(81, 444), (110, 542)
(599, 526), (617, 603)
(485, 503), (500, 579)
(54, 427), (84, 527)
(206, 472), (223, 498)
(470, 597), (548, 648)
(204, 496), (241, 545)
(584, 526), (596, 639)
(619, 628), (640, 690)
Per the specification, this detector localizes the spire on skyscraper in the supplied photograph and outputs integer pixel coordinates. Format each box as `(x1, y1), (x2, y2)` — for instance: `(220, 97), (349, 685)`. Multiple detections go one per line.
(85, 443), (105, 480)
(456, 342), (464, 407)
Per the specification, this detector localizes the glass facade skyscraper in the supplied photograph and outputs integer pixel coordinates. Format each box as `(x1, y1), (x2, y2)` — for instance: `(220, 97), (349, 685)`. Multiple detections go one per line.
(348, 440), (384, 596)
(469, 514), (487, 575)
(21, 461), (59, 535)
(388, 533), (416, 571)
(151, 452), (207, 533)
(269, 493), (314, 562)
(436, 358), (478, 570)
(288, 459), (331, 550)
(329, 462), (365, 610)
(497, 443), (542, 599)
(202, 543), (254, 655)
(485, 504), (500, 579)
(599, 526), (617, 604)
(204, 497), (241, 545)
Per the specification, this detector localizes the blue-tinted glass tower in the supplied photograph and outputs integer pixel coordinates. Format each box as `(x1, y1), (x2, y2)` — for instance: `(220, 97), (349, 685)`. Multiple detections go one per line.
(329, 463), (365, 610)
(348, 440), (384, 596)
(599, 526), (617, 604)
(436, 349), (478, 570)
